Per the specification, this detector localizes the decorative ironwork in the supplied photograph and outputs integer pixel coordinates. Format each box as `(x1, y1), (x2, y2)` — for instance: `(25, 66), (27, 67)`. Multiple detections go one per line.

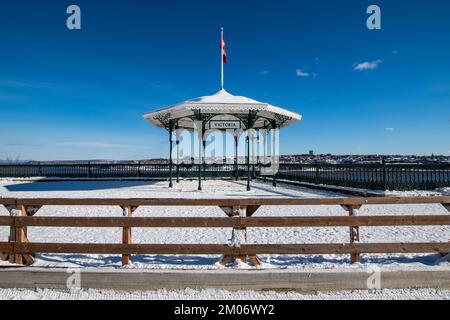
(235, 110), (259, 129)
(153, 113), (177, 132)
(154, 110), (291, 131)
(189, 110), (236, 131)
(189, 110), (216, 123)
(153, 113), (171, 129)
(274, 114), (291, 127)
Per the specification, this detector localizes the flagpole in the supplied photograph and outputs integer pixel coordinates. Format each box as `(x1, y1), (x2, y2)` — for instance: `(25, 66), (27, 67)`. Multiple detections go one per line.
(221, 27), (224, 90)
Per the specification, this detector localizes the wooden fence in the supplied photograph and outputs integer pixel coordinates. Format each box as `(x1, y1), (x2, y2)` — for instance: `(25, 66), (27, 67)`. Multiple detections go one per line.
(1, 196), (450, 267)
(1, 161), (449, 190)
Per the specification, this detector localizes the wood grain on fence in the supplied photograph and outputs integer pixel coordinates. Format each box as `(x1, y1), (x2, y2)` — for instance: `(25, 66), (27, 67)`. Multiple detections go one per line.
(1, 216), (450, 228)
(1, 196), (449, 206)
(1, 196), (449, 266)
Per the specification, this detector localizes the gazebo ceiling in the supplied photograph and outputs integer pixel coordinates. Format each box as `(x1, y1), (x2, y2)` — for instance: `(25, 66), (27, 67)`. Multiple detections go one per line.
(143, 89), (302, 130)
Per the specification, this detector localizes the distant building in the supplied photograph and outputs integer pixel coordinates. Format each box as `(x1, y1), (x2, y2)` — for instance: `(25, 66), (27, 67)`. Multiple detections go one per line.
(309, 150), (314, 156)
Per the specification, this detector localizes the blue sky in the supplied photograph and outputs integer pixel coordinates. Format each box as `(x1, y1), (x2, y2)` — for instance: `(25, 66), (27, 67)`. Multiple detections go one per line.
(0, 0), (449, 160)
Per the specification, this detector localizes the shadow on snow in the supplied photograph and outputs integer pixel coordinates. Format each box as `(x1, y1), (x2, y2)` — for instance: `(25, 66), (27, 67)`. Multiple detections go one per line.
(4, 180), (162, 192)
(34, 253), (443, 269)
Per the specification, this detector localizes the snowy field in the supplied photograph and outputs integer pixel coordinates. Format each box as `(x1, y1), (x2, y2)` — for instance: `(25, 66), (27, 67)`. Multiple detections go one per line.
(1, 287), (450, 300)
(1, 179), (449, 270)
(1, 179), (450, 300)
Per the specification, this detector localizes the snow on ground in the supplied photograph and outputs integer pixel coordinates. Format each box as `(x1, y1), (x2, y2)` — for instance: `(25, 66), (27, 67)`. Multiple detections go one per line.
(0, 287), (449, 300)
(385, 190), (444, 197)
(0, 179), (449, 270)
(0, 178), (342, 199)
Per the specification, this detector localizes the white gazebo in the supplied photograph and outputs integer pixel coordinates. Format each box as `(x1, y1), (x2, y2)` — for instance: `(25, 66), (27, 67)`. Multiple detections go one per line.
(144, 88), (300, 130)
(143, 29), (301, 191)
(143, 88), (301, 191)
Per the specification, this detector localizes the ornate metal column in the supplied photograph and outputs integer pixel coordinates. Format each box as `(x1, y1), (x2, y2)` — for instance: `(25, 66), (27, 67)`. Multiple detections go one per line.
(246, 133), (251, 191)
(203, 138), (206, 181)
(176, 132), (180, 183)
(272, 124), (278, 187)
(256, 130), (260, 165)
(198, 126), (203, 191)
(168, 124), (174, 188)
(254, 129), (259, 178)
(191, 110), (208, 191)
(270, 115), (290, 188)
(154, 114), (177, 189)
(234, 130), (239, 181)
(238, 111), (258, 192)
(263, 127), (268, 183)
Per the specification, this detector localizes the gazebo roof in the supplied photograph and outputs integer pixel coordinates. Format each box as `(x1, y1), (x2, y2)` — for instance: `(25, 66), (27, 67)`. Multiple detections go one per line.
(143, 89), (302, 130)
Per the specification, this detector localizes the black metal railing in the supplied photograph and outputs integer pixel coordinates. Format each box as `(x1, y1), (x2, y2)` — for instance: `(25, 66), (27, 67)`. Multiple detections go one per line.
(0, 162), (449, 191)
(0, 162), (258, 180)
(277, 163), (450, 191)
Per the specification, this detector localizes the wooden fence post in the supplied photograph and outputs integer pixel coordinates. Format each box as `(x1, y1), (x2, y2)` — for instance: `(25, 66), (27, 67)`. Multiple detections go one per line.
(219, 205), (241, 266)
(246, 205), (261, 266)
(23, 206), (40, 265)
(14, 206), (28, 265)
(122, 206), (132, 267)
(121, 206), (137, 266)
(219, 205), (261, 266)
(4, 205), (40, 265)
(8, 207), (21, 264)
(342, 204), (362, 264)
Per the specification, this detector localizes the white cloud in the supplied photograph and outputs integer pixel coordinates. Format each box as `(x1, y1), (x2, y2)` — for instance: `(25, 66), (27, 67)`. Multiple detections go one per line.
(259, 70), (270, 75)
(296, 69), (310, 77)
(392, 50), (399, 54)
(385, 127), (398, 132)
(3, 142), (43, 147)
(353, 59), (382, 71)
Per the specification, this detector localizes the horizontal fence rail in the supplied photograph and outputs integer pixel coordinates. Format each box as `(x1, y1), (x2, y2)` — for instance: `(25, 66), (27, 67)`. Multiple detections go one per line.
(2, 215), (450, 228)
(3, 243), (450, 256)
(1, 196), (450, 267)
(1, 162), (450, 190)
(1, 196), (450, 206)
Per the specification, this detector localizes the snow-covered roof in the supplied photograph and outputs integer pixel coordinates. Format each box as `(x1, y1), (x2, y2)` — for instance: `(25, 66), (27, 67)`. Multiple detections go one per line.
(183, 88), (262, 105)
(143, 89), (302, 129)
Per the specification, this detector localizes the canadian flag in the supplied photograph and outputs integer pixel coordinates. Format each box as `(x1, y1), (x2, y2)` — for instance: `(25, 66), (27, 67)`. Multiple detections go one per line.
(221, 31), (227, 64)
